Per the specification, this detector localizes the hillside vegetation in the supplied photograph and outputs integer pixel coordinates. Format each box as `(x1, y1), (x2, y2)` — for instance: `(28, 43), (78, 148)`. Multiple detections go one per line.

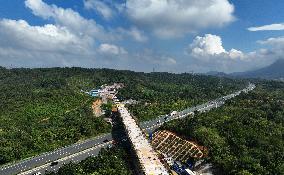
(118, 72), (246, 121)
(162, 80), (284, 175)
(0, 67), (245, 165)
(0, 68), (112, 165)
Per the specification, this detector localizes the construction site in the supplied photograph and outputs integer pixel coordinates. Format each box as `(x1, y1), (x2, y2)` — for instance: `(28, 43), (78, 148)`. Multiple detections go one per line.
(118, 104), (169, 175)
(151, 130), (208, 175)
(151, 130), (208, 161)
(87, 83), (209, 175)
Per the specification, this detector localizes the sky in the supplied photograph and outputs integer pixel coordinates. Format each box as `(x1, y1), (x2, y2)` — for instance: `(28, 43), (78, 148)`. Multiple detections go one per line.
(0, 0), (284, 73)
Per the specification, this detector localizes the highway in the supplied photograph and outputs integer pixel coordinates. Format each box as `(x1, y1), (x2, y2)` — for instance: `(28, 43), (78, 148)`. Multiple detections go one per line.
(18, 142), (112, 175)
(0, 134), (112, 175)
(141, 100), (225, 133)
(141, 83), (255, 133)
(0, 83), (255, 175)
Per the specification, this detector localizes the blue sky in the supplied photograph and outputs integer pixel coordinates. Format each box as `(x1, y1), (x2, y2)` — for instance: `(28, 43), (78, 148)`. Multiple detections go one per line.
(0, 0), (283, 73)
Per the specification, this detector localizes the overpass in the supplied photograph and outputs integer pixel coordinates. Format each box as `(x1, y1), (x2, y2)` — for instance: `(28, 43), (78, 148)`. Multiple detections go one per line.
(118, 104), (169, 175)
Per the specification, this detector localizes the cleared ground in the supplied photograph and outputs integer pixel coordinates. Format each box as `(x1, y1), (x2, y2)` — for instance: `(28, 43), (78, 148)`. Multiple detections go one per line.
(151, 130), (207, 162)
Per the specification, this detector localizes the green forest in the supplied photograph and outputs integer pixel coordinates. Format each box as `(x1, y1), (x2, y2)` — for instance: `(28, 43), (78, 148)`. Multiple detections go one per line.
(162, 80), (284, 175)
(119, 72), (246, 121)
(0, 67), (245, 165)
(0, 68), (111, 165)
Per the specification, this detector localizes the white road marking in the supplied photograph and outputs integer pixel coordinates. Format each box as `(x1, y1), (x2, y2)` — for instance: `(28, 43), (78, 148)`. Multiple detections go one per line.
(18, 142), (112, 175)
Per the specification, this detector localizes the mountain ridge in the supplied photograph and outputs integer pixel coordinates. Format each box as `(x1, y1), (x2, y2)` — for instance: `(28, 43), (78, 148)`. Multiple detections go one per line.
(206, 59), (284, 80)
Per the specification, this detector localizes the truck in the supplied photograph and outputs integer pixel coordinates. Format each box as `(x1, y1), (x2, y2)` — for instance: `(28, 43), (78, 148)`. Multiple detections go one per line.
(170, 111), (178, 117)
(50, 161), (58, 166)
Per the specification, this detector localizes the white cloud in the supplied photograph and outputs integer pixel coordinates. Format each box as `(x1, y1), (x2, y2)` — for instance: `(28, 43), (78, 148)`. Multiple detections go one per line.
(125, 0), (235, 38)
(0, 19), (89, 53)
(0, 0), (164, 70)
(25, 0), (112, 41)
(183, 34), (284, 73)
(0, 18), (97, 68)
(228, 49), (244, 59)
(0, 0), (121, 68)
(117, 27), (148, 42)
(257, 36), (284, 47)
(127, 27), (148, 42)
(188, 34), (243, 60)
(166, 57), (177, 65)
(24, 0), (54, 19)
(84, 0), (114, 20)
(248, 23), (284, 31)
(255, 36), (284, 60)
(133, 49), (177, 67)
(1, 0), (283, 73)
(190, 34), (226, 56)
(98, 43), (128, 55)
(183, 34), (275, 73)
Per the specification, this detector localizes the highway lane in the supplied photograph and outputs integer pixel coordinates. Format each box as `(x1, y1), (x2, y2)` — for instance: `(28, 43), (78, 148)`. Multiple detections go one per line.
(0, 134), (112, 175)
(1, 83), (255, 175)
(18, 142), (112, 175)
(141, 83), (255, 133)
(141, 101), (222, 134)
(140, 95), (229, 130)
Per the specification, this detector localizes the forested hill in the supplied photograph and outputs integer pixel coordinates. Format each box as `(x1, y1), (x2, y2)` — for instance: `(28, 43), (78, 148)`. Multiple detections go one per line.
(0, 67), (246, 165)
(162, 80), (284, 175)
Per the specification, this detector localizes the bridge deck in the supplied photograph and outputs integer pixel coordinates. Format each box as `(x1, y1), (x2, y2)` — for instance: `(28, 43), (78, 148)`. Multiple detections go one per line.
(118, 105), (169, 175)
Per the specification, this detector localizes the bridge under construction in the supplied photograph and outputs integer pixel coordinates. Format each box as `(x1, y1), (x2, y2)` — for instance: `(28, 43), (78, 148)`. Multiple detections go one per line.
(118, 104), (169, 175)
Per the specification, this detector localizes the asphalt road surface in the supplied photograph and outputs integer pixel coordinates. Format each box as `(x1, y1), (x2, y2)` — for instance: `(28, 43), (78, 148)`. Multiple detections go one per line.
(18, 142), (112, 175)
(0, 134), (112, 175)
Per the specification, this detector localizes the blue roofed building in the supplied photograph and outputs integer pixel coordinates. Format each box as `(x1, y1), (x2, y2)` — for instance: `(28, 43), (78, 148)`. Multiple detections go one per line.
(89, 89), (100, 97)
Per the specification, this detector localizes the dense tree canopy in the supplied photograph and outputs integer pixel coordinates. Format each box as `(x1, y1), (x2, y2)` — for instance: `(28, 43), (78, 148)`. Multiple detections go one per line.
(162, 80), (284, 175)
(118, 72), (246, 121)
